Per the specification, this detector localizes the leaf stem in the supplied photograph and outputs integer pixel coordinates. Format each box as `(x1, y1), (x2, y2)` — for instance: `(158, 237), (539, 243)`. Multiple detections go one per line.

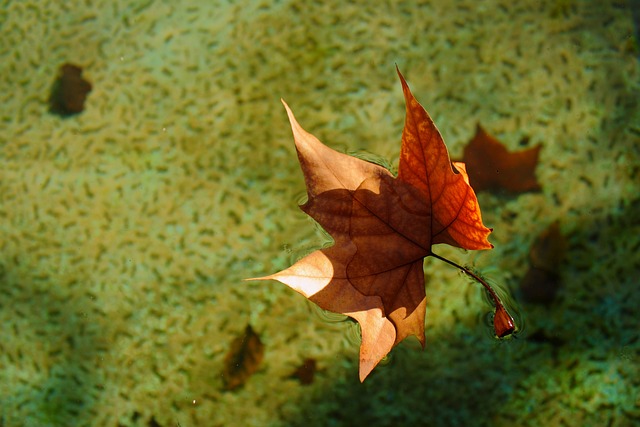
(430, 252), (516, 338)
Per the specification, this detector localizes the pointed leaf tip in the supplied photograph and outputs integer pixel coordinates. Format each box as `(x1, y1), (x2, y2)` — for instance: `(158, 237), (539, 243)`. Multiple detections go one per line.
(395, 66), (410, 92)
(281, 98), (293, 117)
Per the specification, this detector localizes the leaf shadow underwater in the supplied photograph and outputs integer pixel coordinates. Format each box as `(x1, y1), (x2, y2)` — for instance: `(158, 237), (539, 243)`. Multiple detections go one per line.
(284, 197), (640, 427)
(0, 264), (105, 426)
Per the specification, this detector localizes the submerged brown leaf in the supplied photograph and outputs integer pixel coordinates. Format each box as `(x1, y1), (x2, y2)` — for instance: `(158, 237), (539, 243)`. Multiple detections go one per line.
(49, 63), (92, 116)
(290, 358), (317, 385)
(222, 325), (264, 390)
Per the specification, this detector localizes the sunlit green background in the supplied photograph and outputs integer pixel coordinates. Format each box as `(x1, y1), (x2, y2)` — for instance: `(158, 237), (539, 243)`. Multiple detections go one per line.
(1, 1), (638, 426)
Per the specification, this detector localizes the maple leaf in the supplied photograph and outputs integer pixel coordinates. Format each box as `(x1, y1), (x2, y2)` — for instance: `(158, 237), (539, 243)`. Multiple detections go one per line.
(249, 69), (515, 381)
(461, 124), (542, 193)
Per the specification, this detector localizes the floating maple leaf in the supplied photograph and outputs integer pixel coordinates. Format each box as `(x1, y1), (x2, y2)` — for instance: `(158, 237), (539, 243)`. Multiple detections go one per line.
(461, 124), (542, 193)
(249, 69), (515, 381)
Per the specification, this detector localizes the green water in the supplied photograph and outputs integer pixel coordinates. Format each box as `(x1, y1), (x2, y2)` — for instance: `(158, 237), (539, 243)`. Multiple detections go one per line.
(0, 1), (638, 426)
